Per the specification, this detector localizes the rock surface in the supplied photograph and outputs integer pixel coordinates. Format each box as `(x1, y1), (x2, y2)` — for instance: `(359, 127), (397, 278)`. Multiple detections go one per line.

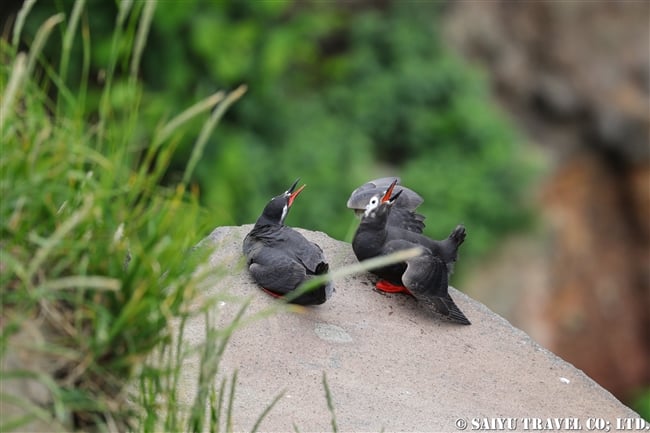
(176, 225), (640, 432)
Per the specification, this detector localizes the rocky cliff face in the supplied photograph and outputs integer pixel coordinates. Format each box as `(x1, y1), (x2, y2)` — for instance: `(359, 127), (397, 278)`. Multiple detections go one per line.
(444, 0), (649, 401)
(171, 225), (640, 432)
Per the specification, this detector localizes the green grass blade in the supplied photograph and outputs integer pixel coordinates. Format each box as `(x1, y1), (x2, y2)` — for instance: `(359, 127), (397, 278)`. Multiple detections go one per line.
(250, 390), (286, 433)
(11, 0), (36, 46)
(328, 247), (423, 280)
(130, 0), (156, 83)
(97, 0), (134, 147)
(322, 373), (338, 433)
(182, 85), (248, 185)
(0, 248), (28, 285)
(38, 276), (121, 292)
(59, 0), (86, 101)
(157, 91), (226, 145)
(209, 385), (218, 433)
(214, 378), (227, 433)
(188, 302), (248, 433)
(77, 9), (91, 119)
(225, 370), (237, 433)
(26, 196), (94, 286)
(284, 247), (423, 303)
(25, 13), (65, 80)
(0, 53), (27, 130)
(0, 392), (66, 432)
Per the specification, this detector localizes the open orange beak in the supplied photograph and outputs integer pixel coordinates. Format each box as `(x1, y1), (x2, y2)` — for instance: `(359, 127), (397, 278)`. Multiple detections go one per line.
(287, 178), (306, 207)
(381, 179), (401, 203)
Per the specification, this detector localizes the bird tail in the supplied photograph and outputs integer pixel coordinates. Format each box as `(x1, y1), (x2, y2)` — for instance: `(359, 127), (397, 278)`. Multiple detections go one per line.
(315, 261), (329, 275)
(289, 263), (334, 305)
(431, 295), (471, 325)
(290, 278), (334, 305)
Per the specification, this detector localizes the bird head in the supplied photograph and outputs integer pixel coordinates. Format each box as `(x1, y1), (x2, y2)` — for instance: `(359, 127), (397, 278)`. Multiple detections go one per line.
(258, 178), (306, 226)
(347, 177), (422, 218)
(362, 178), (402, 219)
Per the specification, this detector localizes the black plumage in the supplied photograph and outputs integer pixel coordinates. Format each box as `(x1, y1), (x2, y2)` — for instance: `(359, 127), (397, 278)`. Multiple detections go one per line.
(243, 179), (334, 305)
(352, 179), (470, 325)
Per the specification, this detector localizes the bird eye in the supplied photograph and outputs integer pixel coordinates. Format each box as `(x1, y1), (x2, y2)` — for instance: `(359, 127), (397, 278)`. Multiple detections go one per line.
(364, 195), (381, 216)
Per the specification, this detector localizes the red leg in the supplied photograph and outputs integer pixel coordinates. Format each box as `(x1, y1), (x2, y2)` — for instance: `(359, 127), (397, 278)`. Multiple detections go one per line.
(375, 280), (412, 296)
(261, 287), (283, 299)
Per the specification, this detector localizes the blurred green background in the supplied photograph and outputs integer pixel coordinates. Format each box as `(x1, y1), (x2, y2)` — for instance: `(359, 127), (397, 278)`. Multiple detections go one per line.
(21, 0), (535, 260)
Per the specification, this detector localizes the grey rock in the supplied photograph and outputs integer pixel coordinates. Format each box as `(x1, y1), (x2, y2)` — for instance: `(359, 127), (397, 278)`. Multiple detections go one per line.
(177, 225), (640, 432)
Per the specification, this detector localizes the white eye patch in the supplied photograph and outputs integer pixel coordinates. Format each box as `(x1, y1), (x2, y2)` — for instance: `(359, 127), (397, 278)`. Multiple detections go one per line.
(363, 195), (381, 217)
(281, 204), (289, 223)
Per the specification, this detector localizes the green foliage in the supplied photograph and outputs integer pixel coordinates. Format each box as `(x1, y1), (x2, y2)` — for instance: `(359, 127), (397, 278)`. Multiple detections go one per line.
(21, 0), (538, 265)
(0, 1), (241, 429)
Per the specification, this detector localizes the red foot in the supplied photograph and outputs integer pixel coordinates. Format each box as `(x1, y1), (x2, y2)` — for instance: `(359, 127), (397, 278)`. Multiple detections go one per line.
(376, 280), (412, 296)
(261, 287), (283, 299)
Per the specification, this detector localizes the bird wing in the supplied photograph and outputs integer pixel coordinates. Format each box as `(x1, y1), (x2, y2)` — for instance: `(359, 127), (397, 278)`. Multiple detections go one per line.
(381, 239), (446, 296)
(246, 245), (306, 295)
(244, 226), (327, 275)
(382, 239), (471, 325)
(385, 224), (465, 270)
(244, 229), (334, 304)
(280, 227), (329, 275)
(426, 296), (471, 325)
(388, 207), (426, 233)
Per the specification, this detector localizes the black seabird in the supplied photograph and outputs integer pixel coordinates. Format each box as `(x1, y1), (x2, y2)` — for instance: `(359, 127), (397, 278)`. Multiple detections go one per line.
(243, 179), (334, 305)
(352, 179), (470, 325)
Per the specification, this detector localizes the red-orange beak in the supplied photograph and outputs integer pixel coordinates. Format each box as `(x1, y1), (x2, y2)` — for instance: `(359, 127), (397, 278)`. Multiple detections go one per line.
(381, 179), (399, 203)
(287, 179), (306, 207)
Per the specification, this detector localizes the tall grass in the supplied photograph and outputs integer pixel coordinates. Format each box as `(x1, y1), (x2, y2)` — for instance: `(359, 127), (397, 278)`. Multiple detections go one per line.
(1, 2), (423, 431)
(1, 0), (245, 430)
